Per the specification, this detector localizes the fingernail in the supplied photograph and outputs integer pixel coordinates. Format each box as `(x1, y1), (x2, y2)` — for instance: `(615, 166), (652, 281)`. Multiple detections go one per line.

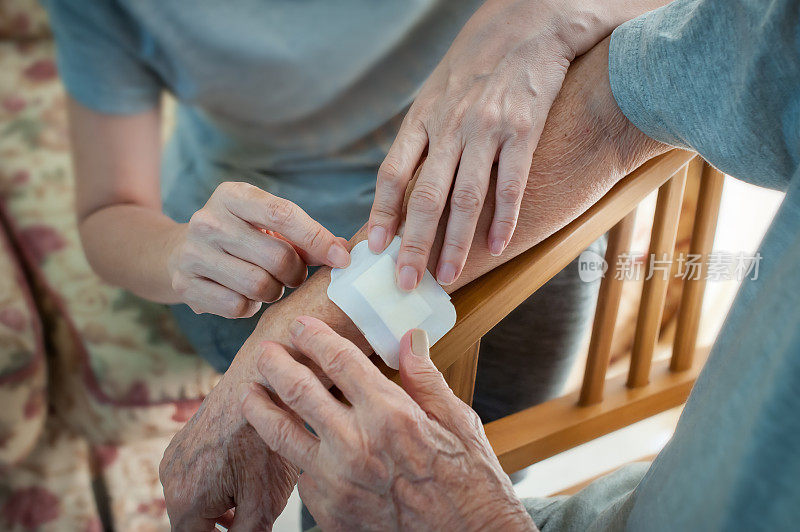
(489, 238), (506, 257)
(437, 262), (457, 286)
(289, 319), (305, 337)
(397, 266), (418, 291)
(410, 329), (429, 357)
(327, 242), (350, 269)
(368, 226), (387, 253)
(238, 382), (253, 404)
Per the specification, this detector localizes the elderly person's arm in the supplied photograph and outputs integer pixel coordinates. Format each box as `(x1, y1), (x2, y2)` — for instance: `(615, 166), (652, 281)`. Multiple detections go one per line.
(243, 319), (535, 531)
(160, 38), (667, 529)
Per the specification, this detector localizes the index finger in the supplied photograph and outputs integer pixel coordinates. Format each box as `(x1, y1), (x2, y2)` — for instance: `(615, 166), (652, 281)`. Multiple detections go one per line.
(367, 116), (428, 253)
(222, 182), (350, 269)
(241, 383), (320, 473)
(395, 147), (461, 291)
(289, 316), (390, 404)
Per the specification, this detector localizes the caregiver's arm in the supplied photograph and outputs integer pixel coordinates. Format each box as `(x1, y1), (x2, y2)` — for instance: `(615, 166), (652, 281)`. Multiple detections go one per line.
(370, 0), (672, 290)
(161, 38), (668, 528)
(69, 100), (350, 317)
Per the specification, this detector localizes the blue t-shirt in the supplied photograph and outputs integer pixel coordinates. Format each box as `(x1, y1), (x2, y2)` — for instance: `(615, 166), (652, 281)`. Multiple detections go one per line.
(43, 0), (482, 237)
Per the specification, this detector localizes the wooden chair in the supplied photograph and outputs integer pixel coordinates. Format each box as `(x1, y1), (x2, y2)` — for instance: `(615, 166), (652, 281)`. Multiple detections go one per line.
(397, 151), (725, 473)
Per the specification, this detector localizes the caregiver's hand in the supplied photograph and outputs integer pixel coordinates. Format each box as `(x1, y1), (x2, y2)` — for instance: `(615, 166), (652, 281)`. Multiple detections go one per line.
(241, 317), (537, 531)
(367, 0), (619, 290)
(168, 181), (350, 318)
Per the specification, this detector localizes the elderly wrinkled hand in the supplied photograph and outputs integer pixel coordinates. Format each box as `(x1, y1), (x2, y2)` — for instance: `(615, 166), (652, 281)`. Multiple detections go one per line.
(241, 316), (536, 531)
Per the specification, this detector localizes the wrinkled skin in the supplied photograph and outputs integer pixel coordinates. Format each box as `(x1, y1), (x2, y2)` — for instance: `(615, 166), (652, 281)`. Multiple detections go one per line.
(242, 317), (537, 531)
(367, 0), (621, 290)
(161, 37), (667, 531)
(159, 379), (299, 531)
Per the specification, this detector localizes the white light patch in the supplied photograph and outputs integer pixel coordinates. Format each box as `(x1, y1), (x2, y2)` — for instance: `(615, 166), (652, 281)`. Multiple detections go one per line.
(352, 254), (432, 340)
(327, 236), (457, 369)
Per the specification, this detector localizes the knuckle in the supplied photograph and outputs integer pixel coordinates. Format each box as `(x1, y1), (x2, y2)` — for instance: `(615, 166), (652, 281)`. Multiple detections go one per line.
(384, 407), (421, 436)
(272, 245), (296, 274)
(400, 237), (430, 260)
(266, 199), (295, 227)
(303, 225), (327, 253)
(404, 104), (426, 126)
(215, 181), (248, 202)
(171, 273), (189, 295)
(282, 374), (315, 406)
(445, 98), (470, 130)
(377, 159), (406, 190)
(511, 114), (535, 136)
(497, 179), (525, 205)
(450, 185), (483, 214)
(473, 103), (502, 130)
(249, 269), (276, 297)
(272, 422), (296, 455)
(493, 218), (517, 234)
(188, 209), (220, 236)
(408, 182), (445, 216)
(505, 108), (535, 136)
(264, 284), (285, 303)
(324, 346), (353, 375)
(178, 243), (203, 269)
(443, 236), (470, 255)
(371, 201), (400, 220)
(224, 294), (251, 318)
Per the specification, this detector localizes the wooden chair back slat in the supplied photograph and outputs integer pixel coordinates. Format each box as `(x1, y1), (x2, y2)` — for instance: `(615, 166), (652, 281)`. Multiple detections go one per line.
(579, 209), (637, 406)
(671, 163), (725, 371)
(628, 166), (688, 388)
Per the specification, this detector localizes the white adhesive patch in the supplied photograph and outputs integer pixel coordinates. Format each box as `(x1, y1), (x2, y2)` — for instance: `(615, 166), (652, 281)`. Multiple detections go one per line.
(352, 254), (433, 340)
(328, 236), (457, 369)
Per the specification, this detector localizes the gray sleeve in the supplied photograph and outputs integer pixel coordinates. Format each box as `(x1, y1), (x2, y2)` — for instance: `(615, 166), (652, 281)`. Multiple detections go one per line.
(522, 462), (649, 531)
(42, 0), (162, 114)
(608, 0), (800, 191)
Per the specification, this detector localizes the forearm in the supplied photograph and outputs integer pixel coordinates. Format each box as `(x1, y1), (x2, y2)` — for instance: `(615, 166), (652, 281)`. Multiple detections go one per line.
(217, 38), (667, 417)
(79, 205), (185, 303)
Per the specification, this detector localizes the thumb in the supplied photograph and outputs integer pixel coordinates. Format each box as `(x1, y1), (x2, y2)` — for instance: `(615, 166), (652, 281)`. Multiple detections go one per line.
(399, 329), (464, 422)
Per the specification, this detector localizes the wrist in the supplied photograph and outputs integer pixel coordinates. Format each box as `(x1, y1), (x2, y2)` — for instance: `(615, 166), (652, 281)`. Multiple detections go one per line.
(552, 0), (666, 59)
(548, 0), (613, 60)
(163, 223), (190, 300)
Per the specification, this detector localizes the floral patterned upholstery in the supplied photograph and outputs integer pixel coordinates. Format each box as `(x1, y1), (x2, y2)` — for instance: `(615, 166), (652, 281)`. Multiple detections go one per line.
(0, 418), (101, 532)
(0, 37), (219, 445)
(0, 1), (221, 529)
(0, 0), (49, 40)
(0, 220), (45, 467)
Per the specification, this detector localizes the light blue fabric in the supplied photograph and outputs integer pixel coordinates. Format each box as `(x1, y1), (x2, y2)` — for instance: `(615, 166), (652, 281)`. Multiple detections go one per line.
(42, 0), (482, 367)
(523, 0), (800, 530)
(42, 0), (482, 234)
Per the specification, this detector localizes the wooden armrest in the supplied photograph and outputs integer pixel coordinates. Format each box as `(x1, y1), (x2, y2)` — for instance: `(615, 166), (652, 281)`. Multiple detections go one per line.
(376, 149), (694, 384)
(431, 150), (694, 373)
